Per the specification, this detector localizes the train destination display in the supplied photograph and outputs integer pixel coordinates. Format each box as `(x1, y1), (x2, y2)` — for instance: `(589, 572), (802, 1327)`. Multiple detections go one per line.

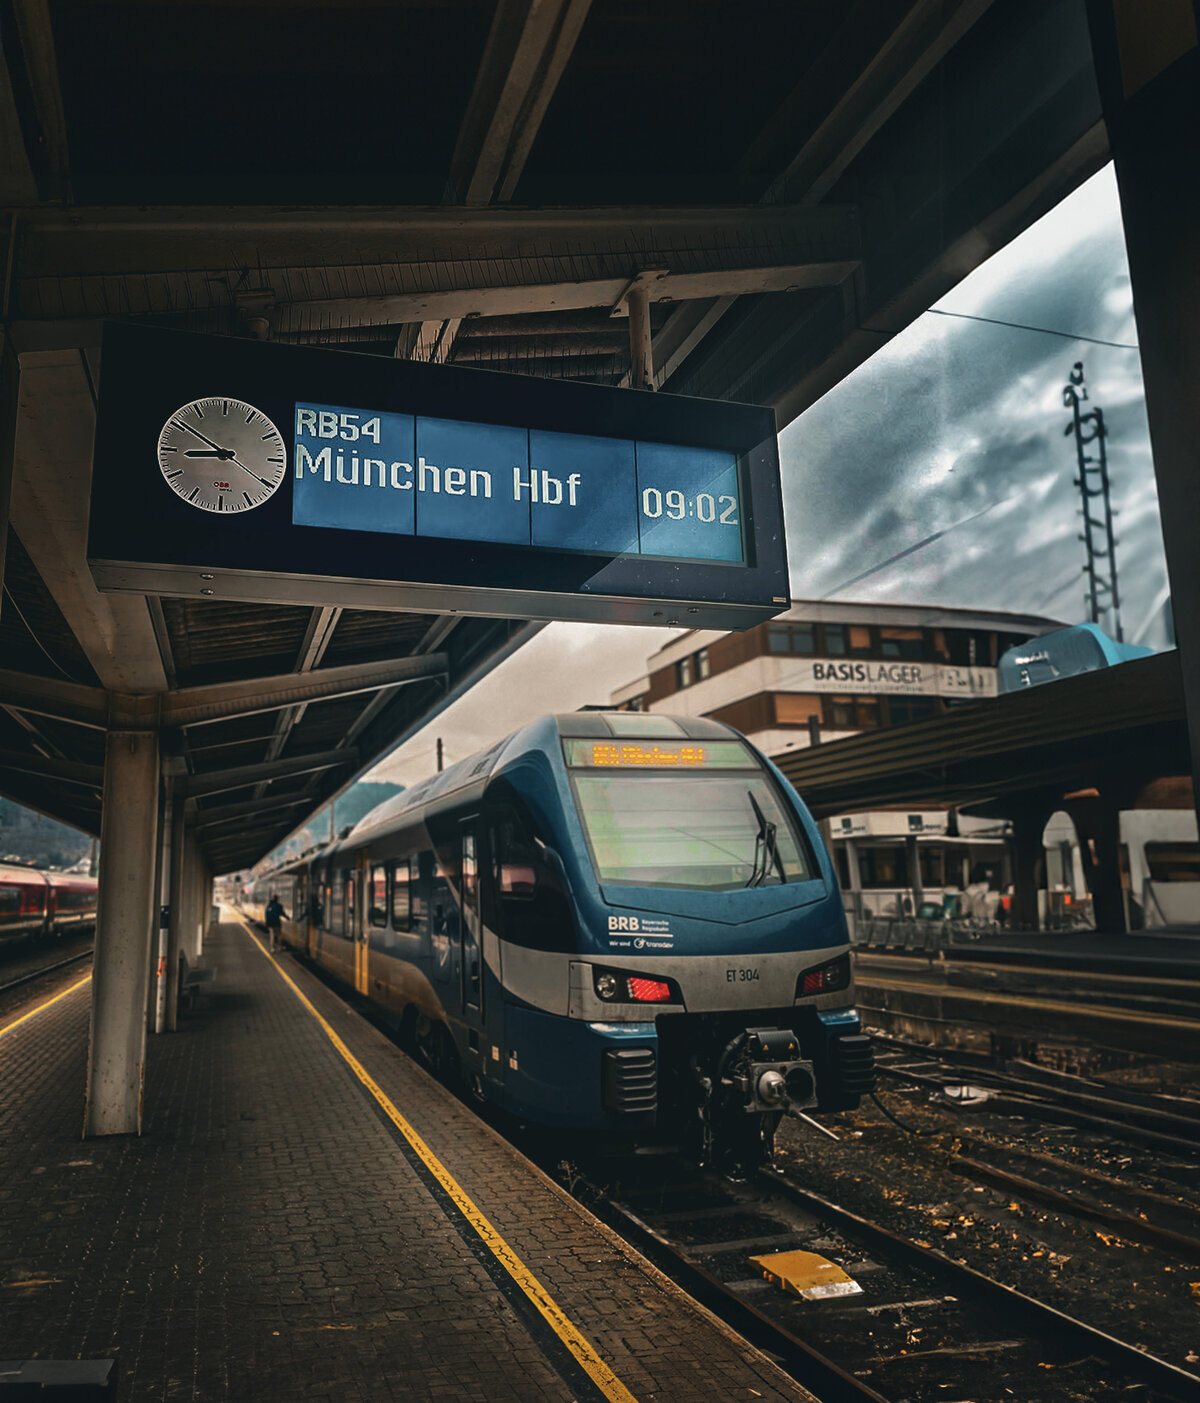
(292, 404), (743, 564)
(89, 324), (789, 628)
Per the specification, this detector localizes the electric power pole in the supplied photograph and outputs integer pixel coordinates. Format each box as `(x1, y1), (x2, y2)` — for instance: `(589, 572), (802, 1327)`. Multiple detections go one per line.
(1064, 361), (1123, 640)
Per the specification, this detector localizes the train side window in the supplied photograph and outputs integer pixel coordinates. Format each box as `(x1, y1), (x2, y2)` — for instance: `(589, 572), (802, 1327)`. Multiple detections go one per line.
(488, 797), (574, 952)
(330, 871), (344, 935)
(369, 864), (388, 927)
(391, 858), (411, 930)
(0, 884), (19, 913)
(345, 871), (356, 929)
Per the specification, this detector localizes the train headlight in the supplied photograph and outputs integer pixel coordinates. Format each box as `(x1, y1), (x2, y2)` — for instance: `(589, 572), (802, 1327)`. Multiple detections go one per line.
(596, 972), (620, 1000)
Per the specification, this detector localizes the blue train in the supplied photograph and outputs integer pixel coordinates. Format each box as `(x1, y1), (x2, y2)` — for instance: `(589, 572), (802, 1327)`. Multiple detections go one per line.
(245, 713), (874, 1162)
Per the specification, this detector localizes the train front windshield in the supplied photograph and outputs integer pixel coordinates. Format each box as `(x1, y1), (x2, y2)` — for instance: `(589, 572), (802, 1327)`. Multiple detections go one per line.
(564, 738), (813, 891)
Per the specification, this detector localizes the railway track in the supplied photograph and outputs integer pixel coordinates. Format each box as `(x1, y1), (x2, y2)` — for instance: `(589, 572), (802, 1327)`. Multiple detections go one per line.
(575, 1154), (1200, 1403)
(0, 944), (93, 999)
(871, 1033), (1200, 1154)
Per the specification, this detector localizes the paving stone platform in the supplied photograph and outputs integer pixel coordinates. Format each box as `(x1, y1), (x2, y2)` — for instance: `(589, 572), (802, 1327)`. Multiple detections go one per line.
(1, 917), (816, 1402)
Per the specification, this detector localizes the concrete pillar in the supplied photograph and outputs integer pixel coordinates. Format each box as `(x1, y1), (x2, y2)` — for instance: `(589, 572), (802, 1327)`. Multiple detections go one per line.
(1089, 8), (1200, 836)
(627, 285), (654, 391)
(906, 834), (924, 913)
(1064, 794), (1127, 934)
(0, 335), (17, 622)
(186, 833), (205, 961)
(1009, 807), (1050, 933)
(84, 729), (160, 1137)
(843, 837), (864, 934)
(164, 793), (187, 1031)
(147, 779), (170, 1034)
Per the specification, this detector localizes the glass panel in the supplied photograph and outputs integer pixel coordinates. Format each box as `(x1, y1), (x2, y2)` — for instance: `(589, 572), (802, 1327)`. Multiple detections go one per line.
(824, 624), (847, 655)
(605, 713), (683, 737)
(696, 648), (710, 679)
(774, 693), (823, 725)
(391, 858), (411, 929)
(1145, 843), (1200, 883)
(768, 625), (791, 653)
(370, 864), (388, 927)
(791, 625), (815, 654)
(571, 771), (813, 890)
(848, 626), (872, 656)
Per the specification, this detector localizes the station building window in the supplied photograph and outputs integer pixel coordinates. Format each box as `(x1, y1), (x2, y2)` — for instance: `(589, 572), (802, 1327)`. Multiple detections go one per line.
(768, 623), (816, 654)
(880, 627), (925, 659)
(826, 695), (882, 729)
(677, 655), (693, 687)
(886, 696), (939, 725)
(391, 858), (411, 929)
(859, 845), (909, 888)
(774, 693), (823, 726)
(369, 864), (388, 927)
(848, 626), (873, 657)
(696, 647), (711, 680)
(825, 624), (847, 655)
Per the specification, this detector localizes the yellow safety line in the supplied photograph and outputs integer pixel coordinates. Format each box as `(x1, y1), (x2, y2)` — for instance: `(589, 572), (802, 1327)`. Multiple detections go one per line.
(859, 975), (1200, 1031)
(233, 916), (638, 1403)
(0, 973), (92, 1040)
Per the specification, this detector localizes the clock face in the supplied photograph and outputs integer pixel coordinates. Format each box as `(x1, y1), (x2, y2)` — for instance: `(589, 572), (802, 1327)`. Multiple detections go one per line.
(157, 397), (287, 513)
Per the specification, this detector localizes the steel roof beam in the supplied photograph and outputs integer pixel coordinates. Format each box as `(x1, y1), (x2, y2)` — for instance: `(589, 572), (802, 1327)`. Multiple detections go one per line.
(254, 604), (342, 798)
(448, 0), (591, 206)
(181, 748), (359, 800)
(757, 0), (994, 206)
(8, 0), (70, 199)
(163, 651), (448, 728)
(0, 668), (107, 729)
(11, 351), (168, 692)
(189, 797), (313, 832)
(0, 747), (103, 787)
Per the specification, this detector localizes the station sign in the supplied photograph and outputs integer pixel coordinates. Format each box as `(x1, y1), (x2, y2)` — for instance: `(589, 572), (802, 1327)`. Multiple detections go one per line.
(88, 324), (789, 628)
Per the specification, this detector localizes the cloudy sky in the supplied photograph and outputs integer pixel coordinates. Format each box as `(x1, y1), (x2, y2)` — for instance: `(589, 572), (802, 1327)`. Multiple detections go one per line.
(367, 163), (1168, 791)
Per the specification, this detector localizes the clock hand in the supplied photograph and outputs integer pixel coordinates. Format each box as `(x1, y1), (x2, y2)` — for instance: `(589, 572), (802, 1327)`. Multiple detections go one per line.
(184, 449), (230, 458)
(176, 421), (231, 454)
(224, 453), (277, 487)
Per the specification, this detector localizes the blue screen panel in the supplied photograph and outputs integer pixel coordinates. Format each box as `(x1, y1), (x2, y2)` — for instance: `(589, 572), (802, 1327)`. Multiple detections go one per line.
(529, 429), (640, 555)
(293, 404), (416, 536)
(635, 441), (742, 563)
(415, 416), (531, 546)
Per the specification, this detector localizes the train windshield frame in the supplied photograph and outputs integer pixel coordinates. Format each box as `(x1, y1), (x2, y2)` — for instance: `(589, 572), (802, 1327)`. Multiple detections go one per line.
(565, 742), (814, 891)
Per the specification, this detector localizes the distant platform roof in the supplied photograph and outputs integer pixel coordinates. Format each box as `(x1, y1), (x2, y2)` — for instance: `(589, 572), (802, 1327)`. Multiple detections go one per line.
(773, 650), (1188, 818)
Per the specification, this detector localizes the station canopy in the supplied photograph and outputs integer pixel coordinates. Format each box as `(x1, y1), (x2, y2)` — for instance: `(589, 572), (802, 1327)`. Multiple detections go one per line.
(0, 0), (1109, 873)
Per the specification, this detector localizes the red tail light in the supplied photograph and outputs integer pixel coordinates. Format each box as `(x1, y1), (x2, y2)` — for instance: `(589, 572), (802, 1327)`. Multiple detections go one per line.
(798, 954), (851, 997)
(627, 977), (672, 1003)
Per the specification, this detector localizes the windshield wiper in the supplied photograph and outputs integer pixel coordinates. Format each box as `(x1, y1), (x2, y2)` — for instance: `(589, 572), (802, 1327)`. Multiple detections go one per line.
(746, 790), (787, 887)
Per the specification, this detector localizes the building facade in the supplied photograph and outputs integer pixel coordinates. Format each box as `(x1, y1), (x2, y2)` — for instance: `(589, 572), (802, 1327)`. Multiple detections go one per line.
(611, 600), (1064, 921)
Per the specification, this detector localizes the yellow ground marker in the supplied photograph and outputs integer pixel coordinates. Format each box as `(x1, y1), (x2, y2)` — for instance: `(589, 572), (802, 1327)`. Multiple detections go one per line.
(0, 973), (92, 1041)
(749, 1248), (862, 1301)
(233, 915), (638, 1403)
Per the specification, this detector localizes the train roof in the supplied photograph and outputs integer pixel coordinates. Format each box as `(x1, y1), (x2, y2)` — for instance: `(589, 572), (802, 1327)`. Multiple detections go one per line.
(342, 711), (742, 847)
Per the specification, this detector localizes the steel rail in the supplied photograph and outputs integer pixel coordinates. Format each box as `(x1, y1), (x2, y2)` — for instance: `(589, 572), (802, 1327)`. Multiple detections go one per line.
(586, 1189), (889, 1403)
(0, 946), (93, 998)
(757, 1168), (1200, 1399)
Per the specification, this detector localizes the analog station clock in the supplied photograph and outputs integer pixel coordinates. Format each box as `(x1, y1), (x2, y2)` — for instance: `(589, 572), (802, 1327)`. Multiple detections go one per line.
(157, 397), (287, 513)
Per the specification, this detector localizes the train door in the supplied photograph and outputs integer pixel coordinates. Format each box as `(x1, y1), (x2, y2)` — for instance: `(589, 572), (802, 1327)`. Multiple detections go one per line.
(458, 819), (485, 1083)
(354, 850), (369, 995)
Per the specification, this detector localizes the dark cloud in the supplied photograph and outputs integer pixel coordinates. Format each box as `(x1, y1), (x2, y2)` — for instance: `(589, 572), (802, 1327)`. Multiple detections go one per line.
(781, 166), (1166, 642)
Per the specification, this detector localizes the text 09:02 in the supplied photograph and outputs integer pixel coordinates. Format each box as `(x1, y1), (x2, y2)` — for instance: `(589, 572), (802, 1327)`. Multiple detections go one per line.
(641, 488), (739, 525)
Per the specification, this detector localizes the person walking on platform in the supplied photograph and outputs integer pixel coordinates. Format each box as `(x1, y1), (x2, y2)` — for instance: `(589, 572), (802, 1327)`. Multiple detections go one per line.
(264, 893), (286, 953)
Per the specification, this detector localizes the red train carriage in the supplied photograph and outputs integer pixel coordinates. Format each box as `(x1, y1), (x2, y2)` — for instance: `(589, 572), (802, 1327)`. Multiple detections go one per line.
(0, 862), (98, 944)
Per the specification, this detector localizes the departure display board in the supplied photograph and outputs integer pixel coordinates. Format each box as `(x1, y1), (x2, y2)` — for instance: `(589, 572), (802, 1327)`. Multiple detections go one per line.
(89, 324), (789, 629)
(293, 404), (743, 563)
